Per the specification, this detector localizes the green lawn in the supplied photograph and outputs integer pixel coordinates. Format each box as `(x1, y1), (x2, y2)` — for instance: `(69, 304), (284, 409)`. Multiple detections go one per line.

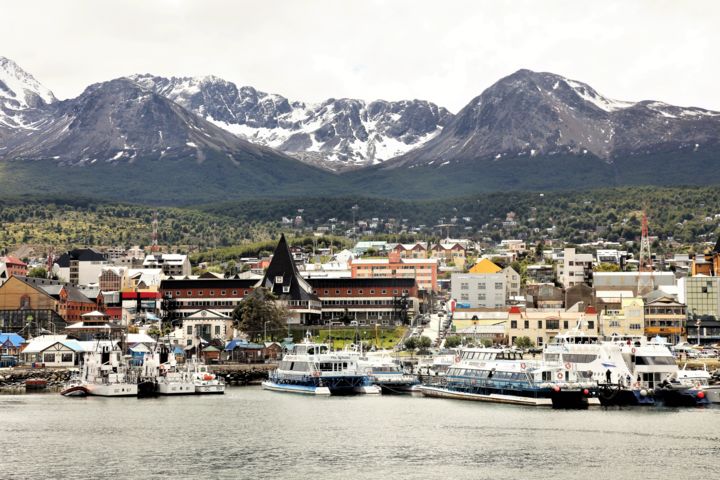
(291, 326), (407, 350)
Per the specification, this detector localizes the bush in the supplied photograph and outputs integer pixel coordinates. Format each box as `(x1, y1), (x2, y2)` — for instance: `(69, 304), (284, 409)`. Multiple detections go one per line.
(445, 336), (462, 348)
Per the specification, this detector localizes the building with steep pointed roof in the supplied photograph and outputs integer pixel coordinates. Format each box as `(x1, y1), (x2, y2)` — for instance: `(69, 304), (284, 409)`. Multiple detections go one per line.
(260, 234), (321, 324)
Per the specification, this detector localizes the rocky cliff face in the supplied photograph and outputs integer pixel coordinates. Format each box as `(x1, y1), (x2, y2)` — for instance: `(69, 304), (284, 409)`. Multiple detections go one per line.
(130, 74), (452, 170)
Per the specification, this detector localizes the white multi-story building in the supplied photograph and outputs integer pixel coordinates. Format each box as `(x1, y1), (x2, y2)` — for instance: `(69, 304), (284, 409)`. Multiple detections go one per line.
(556, 248), (594, 288)
(451, 272), (507, 309)
(143, 254), (191, 277)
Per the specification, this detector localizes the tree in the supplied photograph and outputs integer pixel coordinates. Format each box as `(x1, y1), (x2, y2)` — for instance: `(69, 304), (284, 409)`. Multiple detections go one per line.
(417, 336), (432, 353)
(404, 336), (418, 351)
(513, 336), (534, 349)
(232, 287), (288, 342)
(27, 267), (48, 278)
(444, 335), (462, 348)
(594, 262), (620, 272)
(480, 338), (492, 348)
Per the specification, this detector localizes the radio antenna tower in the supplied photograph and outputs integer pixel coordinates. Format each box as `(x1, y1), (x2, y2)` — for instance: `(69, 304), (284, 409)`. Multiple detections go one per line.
(637, 210), (654, 296)
(151, 211), (159, 253)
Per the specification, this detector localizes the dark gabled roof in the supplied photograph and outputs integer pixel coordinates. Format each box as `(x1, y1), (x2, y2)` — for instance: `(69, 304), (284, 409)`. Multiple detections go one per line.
(12, 276), (94, 304)
(55, 248), (107, 268)
(261, 234), (318, 302)
(160, 278), (258, 290)
(308, 278), (416, 289)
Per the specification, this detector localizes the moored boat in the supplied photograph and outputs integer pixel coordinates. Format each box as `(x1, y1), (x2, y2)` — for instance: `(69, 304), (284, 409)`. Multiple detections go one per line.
(419, 347), (596, 408)
(262, 340), (380, 396)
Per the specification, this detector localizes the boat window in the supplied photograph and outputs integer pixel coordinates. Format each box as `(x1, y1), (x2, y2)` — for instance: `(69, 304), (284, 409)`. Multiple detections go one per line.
(635, 356), (676, 366)
(545, 354), (559, 362)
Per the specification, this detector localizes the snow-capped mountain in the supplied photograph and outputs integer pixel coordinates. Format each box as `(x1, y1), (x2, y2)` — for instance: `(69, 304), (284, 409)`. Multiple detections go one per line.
(0, 56), (56, 139)
(384, 69), (720, 168)
(1, 77), (290, 166)
(129, 74), (452, 171)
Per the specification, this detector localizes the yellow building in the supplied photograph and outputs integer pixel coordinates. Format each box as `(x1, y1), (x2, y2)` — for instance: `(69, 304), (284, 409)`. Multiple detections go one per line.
(600, 297), (645, 337)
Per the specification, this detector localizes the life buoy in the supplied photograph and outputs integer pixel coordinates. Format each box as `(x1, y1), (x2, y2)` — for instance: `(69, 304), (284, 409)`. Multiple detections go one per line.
(203, 374), (214, 381)
(520, 362), (527, 369)
(312, 371), (321, 377)
(564, 362), (571, 370)
(454, 356), (461, 363)
(557, 372), (563, 380)
(631, 347), (636, 354)
(634, 381), (640, 388)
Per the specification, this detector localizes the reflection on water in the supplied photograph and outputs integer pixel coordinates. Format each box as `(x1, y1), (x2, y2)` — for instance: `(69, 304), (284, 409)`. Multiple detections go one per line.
(1, 387), (719, 479)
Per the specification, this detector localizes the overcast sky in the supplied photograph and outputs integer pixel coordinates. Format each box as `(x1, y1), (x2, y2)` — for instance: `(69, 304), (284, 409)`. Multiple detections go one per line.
(2, 0), (718, 112)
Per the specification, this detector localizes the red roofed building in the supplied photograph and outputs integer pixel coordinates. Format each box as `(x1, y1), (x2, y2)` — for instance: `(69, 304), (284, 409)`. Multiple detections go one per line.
(1, 256), (28, 278)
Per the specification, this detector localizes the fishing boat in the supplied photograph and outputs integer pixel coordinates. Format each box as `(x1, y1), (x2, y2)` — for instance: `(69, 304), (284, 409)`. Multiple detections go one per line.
(262, 340), (381, 395)
(78, 345), (138, 397)
(184, 357), (225, 394)
(419, 347), (596, 408)
(155, 347), (195, 395)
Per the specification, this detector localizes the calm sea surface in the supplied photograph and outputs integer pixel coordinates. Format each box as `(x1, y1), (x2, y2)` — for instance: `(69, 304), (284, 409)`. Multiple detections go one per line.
(1, 387), (719, 479)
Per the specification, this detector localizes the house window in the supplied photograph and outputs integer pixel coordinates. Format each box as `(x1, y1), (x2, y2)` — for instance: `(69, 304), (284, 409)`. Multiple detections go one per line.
(275, 276), (284, 284)
(176, 291), (180, 296)
(524, 320), (529, 329)
(209, 291), (215, 296)
(187, 339), (192, 346)
(187, 325), (193, 334)
(537, 321), (543, 329)
(511, 320), (517, 328)
(358, 289), (364, 295)
(477, 283), (486, 290)
(382, 290), (387, 294)
(347, 290), (352, 295)
(62, 353), (73, 363)
(546, 319), (559, 330)
(215, 325), (221, 335)
(198, 291), (203, 296)
(393, 290), (398, 295)
(537, 337), (544, 346)
(335, 290), (340, 294)
(283, 286), (290, 293)
(232, 290), (237, 295)
(43, 353), (55, 363)
(460, 282), (469, 290)
(563, 321), (569, 329)
(402, 289), (408, 294)
(324, 290), (329, 295)
(221, 290), (226, 296)
(588, 321), (595, 330)
(187, 291), (192, 296)
(495, 283), (503, 290)
(460, 294), (469, 301)
(370, 290), (375, 294)
(478, 293), (486, 301)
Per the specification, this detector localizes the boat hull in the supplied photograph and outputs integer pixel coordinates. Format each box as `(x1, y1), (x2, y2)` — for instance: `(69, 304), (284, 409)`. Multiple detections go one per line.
(597, 385), (655, 406)
(656, 387), (710, 407)
(85, 383), (138, 397)
(137, 381), (158, 398)
(195, 383), (225, 394)
(61, 385), (89, 397)
(419, 385), (553, 406)
(262, 380), (331, 395)
(157, 381), (196, 395)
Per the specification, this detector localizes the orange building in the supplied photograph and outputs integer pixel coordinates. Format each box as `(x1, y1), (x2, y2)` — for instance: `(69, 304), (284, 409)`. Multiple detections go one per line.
(350, 251), (438, 292)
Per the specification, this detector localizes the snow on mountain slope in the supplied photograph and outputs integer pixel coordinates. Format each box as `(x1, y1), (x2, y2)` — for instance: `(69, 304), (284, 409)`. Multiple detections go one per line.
(129, 74), (452, 171)
(0, 57), (56, 136)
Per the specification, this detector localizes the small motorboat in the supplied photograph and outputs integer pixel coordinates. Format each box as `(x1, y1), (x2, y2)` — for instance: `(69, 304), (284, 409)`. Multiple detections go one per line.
(61, 382), (89, 397)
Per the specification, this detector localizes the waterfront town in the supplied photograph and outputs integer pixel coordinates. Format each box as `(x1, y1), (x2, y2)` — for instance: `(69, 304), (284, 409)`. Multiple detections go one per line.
(2, 213), (720, 373)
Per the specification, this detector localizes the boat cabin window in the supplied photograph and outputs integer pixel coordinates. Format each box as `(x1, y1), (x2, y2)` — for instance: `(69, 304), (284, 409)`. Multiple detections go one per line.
(635, 356), (675, 366)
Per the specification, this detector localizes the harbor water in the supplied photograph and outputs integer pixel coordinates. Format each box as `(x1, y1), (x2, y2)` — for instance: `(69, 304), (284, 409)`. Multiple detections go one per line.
(1, 387), (719, 479)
